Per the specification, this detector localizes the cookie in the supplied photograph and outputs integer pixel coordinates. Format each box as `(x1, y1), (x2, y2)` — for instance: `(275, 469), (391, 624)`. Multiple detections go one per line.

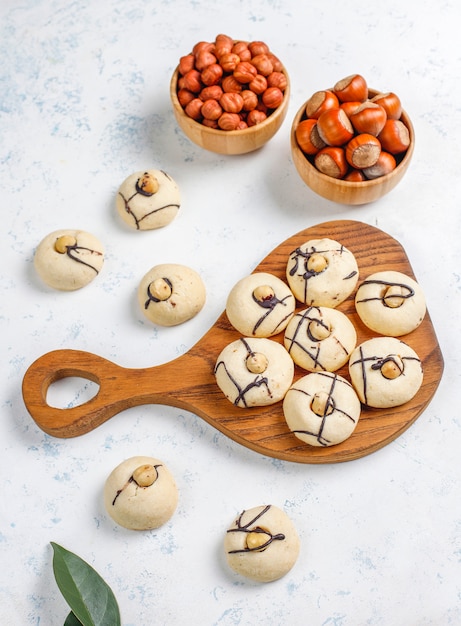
(116, 169), (180, 230)
(214, 337), (294, 408)
(286, 237), (358, 307)
(226, 272), (296, 337)
(104, 456), (178, 530)
(348, 336), (423, 408)
(224, 504), (300, 582)
(284, 306), (357, 372)
(34, 229), (104, 291)
(138, 263), (206, 326)
(283, 371), (361, 447)
(355, 270), (426, 336)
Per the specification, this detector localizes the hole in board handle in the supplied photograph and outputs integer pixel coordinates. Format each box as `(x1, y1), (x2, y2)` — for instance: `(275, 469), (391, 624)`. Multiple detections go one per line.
(46, 377), (100, 409)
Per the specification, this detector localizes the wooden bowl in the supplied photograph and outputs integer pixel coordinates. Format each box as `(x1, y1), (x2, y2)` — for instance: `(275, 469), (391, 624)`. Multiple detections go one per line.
(170, 67), (290, 155)
(290, 90), (415, 205)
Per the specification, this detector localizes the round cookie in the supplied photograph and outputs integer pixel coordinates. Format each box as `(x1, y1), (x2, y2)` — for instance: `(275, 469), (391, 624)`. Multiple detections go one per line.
(224, 504), (300, 582)
(283, 372), (361, 447)
(284, 306), (357, 372)
(226, 272), (296, 337)
(355, 270), (426, 336)
(104, 455), (178, 530)
(34, 229), (104, 291)
(348, 336), (423, 408)
(214, 337), (294, 408)
(138, 263), (206, 326)
(286, 237), (358, 307)
(116, 169), (180, 230)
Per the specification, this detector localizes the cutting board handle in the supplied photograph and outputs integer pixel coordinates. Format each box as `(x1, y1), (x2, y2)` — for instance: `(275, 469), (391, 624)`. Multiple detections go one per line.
(22, 349), (144, 436)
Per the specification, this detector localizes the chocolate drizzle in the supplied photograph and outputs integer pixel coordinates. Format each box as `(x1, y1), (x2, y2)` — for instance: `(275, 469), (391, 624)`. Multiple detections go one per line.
(226, 505), (285, 554)
(289, 372), (357, 446)
(214, 338), (272, 407)
(349, 346), (421, 405)
(144, 277), (173, 309)
(111, 464), (162, 506)
(284, 307), (349, 371)
(64, 242), (102, 274)
(356, 278), (415, 307)
(251, 291), (293, 335)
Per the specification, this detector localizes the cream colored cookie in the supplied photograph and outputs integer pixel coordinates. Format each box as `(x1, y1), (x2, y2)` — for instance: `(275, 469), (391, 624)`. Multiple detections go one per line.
(355, 270), (426, 336)
(286, 237), (358, 307)
(34, 229), (104, 291)
(226, 272), (296, 337)
(348, 336), (423, 408)
(138, 263), (206, 326)
(224, 504), (300, 582)
(116, 169), (180, 230)
(283, 372), (361, 447)
(214, 337), (294, 408)
(284, 306), (357, 372)
(104, 455), (178, 530)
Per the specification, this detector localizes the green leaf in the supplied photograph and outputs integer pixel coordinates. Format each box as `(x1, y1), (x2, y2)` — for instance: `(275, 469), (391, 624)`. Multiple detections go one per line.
(64, 612), (83, 626)
(51, 542), (121, 626)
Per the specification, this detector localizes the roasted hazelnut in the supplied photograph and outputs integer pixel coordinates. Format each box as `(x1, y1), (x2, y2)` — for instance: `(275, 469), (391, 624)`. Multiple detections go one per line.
(218, 112), (241, 130)
(221, 75), (243, 93)
(201, 98), (223, 121)
(240, 89), (258, 111)
(219, 52), (241, 73)
(215, 33), (233, 57)
(248, 74), (268, 95)
(247, 109), (267, 126)
(248, 40), (270, 56)
(219, 92), (244, 114)
(232, 41), (251, 61)
(184, 98), (203, 121)
(178, 54), (195, 76)
(250, 53), (273, 76)
(182, 69), (202, 93)
(262, 86), (284, 109)
(177, 88), (195, 108)
(266, 71), (287, 91)
(195, 49), (217, 71)
(201, 63), (223, 86)
(54, 235), (76, 254)
(199, 84), (223, 101)
(234, 61), (258, 83)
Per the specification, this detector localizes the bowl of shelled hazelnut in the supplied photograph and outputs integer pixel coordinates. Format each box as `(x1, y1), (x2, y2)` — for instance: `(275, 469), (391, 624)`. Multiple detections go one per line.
(290, 74), (414, 205)
(170, 34), (290, 155)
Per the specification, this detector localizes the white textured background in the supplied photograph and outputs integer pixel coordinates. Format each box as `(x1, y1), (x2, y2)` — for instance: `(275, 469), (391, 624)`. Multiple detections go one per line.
(1, 1), (460, 624)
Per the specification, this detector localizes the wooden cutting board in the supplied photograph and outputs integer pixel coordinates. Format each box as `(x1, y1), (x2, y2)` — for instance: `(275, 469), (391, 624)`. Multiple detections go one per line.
(22, 220), (444, 463)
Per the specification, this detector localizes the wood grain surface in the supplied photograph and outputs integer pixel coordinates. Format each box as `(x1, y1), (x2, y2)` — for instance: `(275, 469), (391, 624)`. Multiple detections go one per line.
(22, 220), (444, 464)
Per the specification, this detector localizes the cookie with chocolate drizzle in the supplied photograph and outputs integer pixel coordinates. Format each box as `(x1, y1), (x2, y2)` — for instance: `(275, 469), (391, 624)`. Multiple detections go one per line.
(284, 305), (357, 372)
(283, 371), (361, 446)
(349, 336), (423, 408)
(224, 504), (300, 582)
(116, 169), (180, 230)
(214, 337), (294, 407)
(226, 272), (295, 337)
(355, 270), (426, 336)
(286, 237), (358, 307)
(34, 229), (104, 291)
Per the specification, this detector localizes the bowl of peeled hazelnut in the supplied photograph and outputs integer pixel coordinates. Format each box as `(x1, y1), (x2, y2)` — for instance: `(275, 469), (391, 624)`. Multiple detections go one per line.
(170, 34), (290, 155)
(290, 74), (414, 205)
